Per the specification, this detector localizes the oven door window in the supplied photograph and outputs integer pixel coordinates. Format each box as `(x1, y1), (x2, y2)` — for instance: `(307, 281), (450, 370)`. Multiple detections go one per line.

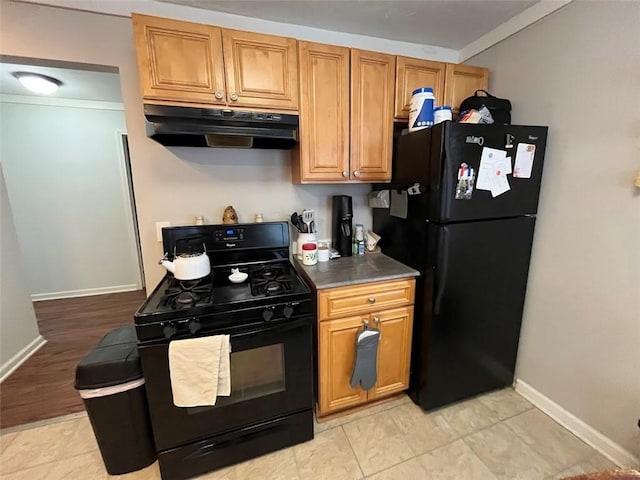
(188, 344), (285, 414)
(139, 317), (313, 451)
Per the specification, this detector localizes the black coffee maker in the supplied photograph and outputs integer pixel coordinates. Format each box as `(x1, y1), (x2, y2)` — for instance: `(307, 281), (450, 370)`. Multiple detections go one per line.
(332, 195), (353, 257)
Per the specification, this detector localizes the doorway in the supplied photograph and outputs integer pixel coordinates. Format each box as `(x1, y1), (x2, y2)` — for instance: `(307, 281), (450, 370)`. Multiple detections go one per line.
(0, 57), (144, 428)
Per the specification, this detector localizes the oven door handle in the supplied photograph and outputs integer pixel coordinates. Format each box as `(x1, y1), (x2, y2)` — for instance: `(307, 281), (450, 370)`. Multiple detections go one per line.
(230, 317), (309, 340)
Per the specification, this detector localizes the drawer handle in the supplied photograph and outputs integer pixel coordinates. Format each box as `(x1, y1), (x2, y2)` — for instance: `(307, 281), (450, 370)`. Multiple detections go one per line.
(368, 297), (376, 304)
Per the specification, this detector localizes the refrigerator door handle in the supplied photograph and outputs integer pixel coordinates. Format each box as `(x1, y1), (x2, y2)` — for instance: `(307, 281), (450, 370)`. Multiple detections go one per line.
(433, 226), (449, 315)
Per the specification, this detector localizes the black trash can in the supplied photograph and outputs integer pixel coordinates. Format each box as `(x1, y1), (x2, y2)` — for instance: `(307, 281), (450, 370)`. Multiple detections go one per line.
(75, 324), (156, 475)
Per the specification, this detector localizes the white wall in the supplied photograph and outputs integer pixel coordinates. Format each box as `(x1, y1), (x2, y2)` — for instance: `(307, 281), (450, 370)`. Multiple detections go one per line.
(150, 144), (372, 242)
(0, 0), (432, 290)
(0, 166), (42, 376)
(469, 1), (640, 463)
(1, 98), (141, 299)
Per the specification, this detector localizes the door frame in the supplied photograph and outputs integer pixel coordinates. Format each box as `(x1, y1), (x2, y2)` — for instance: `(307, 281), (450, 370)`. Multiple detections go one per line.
(116, 130), (145, 289)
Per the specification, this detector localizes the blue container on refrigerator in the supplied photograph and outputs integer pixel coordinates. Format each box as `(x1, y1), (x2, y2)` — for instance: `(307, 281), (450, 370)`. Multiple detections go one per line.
(409, 87), (435, 131)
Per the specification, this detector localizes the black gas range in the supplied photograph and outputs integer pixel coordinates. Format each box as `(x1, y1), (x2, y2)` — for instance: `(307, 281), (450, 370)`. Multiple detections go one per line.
(134, 222), (314, 480)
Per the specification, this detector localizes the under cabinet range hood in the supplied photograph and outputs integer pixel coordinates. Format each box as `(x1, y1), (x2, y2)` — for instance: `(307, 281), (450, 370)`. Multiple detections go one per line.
(143, 104), (299, 149)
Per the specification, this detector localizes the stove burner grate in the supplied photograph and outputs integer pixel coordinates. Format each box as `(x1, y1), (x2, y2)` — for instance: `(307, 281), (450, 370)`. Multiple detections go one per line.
(260, 268), (278, 280)
(249, 263), (300, 296)
(176, 291), (200, 305)
(265, 282), (283, 295)
(160, 276), (213, 310)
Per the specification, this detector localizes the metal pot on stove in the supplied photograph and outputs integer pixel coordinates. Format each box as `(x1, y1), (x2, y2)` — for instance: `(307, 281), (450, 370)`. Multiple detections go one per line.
(159, 238), (211, 281)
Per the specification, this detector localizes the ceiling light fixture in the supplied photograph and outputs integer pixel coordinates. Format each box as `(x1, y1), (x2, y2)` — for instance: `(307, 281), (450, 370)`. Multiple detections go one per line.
(12, 72), (62, 95)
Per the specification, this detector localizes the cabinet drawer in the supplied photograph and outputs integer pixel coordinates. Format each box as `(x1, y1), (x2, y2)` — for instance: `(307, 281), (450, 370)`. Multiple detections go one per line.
(318, 278), (415, 320)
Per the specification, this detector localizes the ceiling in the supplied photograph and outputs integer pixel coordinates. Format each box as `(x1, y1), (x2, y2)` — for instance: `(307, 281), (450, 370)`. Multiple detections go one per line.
(0, 63), (123, 102)
(157, 0), (540, 49)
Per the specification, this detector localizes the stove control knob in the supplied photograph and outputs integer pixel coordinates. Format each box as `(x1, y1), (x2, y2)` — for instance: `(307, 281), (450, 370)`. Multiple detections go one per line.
(188, 319), (201, 334)
(163, 324), (177, 339)
(262, 307), (275, 322)
(283, 304), (294, 319)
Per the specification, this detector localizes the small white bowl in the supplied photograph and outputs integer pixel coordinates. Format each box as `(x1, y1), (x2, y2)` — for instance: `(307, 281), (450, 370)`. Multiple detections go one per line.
(228, 272), (248, 284)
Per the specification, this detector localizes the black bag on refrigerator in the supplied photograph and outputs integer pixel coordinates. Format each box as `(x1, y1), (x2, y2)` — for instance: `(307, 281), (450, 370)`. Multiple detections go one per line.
(459, 90), (512, 124)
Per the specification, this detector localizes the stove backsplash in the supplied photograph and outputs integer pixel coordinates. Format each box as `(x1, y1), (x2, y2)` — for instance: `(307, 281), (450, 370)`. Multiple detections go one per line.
(141, 147), (371, 289)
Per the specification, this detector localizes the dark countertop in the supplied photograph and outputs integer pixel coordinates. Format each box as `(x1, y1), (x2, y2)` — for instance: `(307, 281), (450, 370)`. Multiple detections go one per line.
(294, 253), (419, 290)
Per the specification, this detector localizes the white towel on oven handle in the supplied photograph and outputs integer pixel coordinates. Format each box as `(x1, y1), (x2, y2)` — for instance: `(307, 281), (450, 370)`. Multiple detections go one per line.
(168, 334), (231, 407)
(217, 335), (231, 397)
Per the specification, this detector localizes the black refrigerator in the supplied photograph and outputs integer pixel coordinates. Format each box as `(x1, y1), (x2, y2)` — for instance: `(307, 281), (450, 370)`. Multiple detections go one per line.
(373, 121), (548, 411)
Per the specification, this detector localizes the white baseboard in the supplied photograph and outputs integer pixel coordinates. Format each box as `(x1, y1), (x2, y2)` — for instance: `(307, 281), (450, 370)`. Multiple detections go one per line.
(0, 335), (47, 383)
(515, 379), (640, 469)
(31, 284), (139, 302)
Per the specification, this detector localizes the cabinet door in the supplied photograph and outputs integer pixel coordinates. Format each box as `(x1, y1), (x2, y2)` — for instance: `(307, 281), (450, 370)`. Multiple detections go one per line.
(318, 315), (369, 416)
(368, 306), (414, 400)
(132, 14), (226, 105)
(350, 49), (395, 183)
(395, 56), (446, 120)
(295, 42), (350, 183)
(443, 63), (489, 118)
(222, 29), (299, 111)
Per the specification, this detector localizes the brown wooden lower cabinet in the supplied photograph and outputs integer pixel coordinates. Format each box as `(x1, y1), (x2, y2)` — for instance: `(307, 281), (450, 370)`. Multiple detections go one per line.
(316, 278), (415, 417)
(318, 315), (369, 414)
(368, 306), (414, 400)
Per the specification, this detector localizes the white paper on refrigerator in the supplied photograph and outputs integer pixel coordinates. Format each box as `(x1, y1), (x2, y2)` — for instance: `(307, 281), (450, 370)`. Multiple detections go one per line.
(491, 155), (512, 197)
(514, 143), (536, 178)
(476, 147), (507, 191)
(491, 170), (510, 197)
(503, 156), (512, 175)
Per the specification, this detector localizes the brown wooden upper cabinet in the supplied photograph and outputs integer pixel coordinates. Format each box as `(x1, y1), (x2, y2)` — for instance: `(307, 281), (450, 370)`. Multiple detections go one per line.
(395, 58), (488, 120)
(394, 56), (446, 120)
(350, 49), (395, 183)
(295, 41), (350, 183)
(222, 29), (298, 110)
(132, 14), (299, 111)
(443, 63), (489, 117)
(132, 14), (226, 105)
(294, 44), (394, 183)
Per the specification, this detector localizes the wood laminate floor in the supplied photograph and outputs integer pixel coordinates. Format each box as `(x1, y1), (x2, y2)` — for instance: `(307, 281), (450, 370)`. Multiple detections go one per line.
(0, 290), (146, 429)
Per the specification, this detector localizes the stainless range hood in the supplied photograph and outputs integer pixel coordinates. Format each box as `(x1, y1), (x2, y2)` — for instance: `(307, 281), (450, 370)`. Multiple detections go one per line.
(144, 104), (299, 149)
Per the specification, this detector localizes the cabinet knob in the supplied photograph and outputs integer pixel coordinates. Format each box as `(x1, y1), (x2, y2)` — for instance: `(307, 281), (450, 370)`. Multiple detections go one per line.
(214, 90), (224, 100)
(373, 316), (380, 325)
(342, 171), (348, 177)
(354, 170), (361, 177)
(230, 93), (239, 101)
(369, 297), (376, 304)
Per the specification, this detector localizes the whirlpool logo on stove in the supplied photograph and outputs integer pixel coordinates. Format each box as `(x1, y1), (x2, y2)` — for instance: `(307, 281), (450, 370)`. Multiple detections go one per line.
(226, 243), (237, 248)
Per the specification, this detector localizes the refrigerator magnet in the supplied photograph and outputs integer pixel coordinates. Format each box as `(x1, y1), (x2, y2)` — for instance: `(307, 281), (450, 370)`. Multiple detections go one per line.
(505, 134), (515, 149)
(407, 183), (422, 195)
(455, 163), (475, 200)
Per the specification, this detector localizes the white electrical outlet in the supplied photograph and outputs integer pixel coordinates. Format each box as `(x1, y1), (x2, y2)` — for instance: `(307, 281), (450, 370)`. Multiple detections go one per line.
(156, 221), (171, 242)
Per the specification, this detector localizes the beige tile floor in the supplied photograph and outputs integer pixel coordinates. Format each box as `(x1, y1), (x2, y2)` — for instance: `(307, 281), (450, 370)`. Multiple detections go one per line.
(0, 388), (618, 480)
